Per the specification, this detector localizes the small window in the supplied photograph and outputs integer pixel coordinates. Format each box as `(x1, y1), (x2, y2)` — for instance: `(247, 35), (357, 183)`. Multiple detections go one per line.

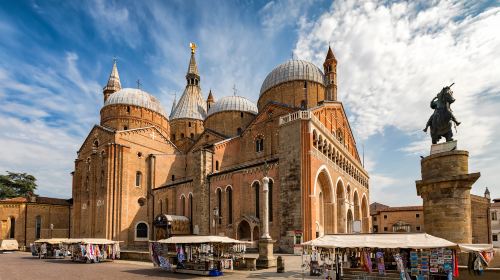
(237, 128), (242, 135)
(383, 227), (388, 232)
(126, 106), (130, 113)
(138, 197), (146, 206)
(172, 134), (176, 141)
(373, 216), (377, 222)
(304, 81), (307, 89)
(373, 225), (378, 232)
(255, 137), (264, 153)
(124, 126), (128, 130)
(383, 215), (387, 219)
(171, 175), (175, 181)
(181, 133), (185, 139)
(493, 234), (498, 242)
(492, 212), (497, 221)
(190, 133), (194, 138)
(35, 216), (41, 239)
(135, 222), (148, 240)
(188, 122), (192, 127)
(215, 161), (219, 171)
(240, 112), (243, 118)
(135, 171), (142, 187)
(416, 226), (421, 231)
(300, 100), (307, 109)
(416, 213), (420, 218)
(137, 152), (143, 158)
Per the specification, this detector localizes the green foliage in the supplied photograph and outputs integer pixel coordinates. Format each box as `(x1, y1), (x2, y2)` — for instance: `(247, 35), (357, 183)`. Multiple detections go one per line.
(0, 171), (37, 199)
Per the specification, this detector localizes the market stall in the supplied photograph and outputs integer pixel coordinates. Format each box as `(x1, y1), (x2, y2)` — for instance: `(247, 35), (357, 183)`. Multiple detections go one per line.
(62, 238), (121, 263)
(32, 238), (69, 259)
(150, 235), (248, 276)
(301, 233), (494, 280)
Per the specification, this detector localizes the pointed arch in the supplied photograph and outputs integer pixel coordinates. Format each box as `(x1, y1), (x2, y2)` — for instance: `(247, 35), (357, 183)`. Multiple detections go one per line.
(361, 194), (370, 233)
(336, 178), (346, 233)
(353, 190), (361, 222)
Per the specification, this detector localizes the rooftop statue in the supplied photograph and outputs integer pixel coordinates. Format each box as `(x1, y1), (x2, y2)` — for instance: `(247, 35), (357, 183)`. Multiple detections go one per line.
(423, 83), (460, 144)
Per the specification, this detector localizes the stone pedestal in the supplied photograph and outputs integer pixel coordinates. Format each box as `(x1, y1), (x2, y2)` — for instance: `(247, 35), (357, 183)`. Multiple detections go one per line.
(256, 239), (277, 268)
(415, 146), (480, 243)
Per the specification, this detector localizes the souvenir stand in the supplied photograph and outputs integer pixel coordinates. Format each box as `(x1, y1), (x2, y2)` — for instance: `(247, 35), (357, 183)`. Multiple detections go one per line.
(62, 239), (121, 263)
(32, 238), (69, 259)
(300, 233), (484, 280)
(150, 235), (248, 276)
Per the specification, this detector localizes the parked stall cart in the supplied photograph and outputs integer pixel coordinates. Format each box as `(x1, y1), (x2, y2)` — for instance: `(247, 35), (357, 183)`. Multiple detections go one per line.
(32, 238), (69, 258)
(150, 235), (248, 276)
(62, 239), (121, 263)
(301, 233), (494, 280)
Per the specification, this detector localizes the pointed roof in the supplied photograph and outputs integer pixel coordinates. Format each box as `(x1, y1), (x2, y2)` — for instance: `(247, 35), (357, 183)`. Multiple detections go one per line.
(326, 46), (336, 60)
(207, 90), (214, 102)
(103, 60), (121, 92)
(187, 53), (199, 77)
(170, 86), (207, 120)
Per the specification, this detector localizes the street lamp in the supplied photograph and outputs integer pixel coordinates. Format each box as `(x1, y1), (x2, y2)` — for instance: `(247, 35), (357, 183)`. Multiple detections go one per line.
(213, 207), (219, 236)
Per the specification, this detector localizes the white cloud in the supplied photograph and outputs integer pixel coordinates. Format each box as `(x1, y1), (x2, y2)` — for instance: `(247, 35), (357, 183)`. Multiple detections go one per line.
(259, 0), (316, 34)
(294, 0), (500, 202)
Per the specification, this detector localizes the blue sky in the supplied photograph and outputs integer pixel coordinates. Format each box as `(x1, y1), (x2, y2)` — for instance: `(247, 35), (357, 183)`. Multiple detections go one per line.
(0, 0), (499, 206)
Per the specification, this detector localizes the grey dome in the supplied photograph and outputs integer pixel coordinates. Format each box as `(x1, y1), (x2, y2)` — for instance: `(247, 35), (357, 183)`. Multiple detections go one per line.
(207, 95), (258, 117)
(104, 88), (167, 117)
(260, 59), (325, 96)
(170, 86), (207, 120)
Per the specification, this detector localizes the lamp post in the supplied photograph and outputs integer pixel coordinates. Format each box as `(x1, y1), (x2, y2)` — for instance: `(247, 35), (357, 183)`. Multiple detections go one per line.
(213, 207), (219, 236)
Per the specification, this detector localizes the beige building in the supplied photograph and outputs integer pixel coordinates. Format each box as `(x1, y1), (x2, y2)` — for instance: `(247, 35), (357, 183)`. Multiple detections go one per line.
(0, 196), (71, 248)
(489, 195), (500, 247)
(71, 45), (371, 252)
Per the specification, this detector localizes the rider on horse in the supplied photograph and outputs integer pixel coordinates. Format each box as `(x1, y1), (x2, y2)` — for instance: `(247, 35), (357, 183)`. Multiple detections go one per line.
(423, 84), (460, 133)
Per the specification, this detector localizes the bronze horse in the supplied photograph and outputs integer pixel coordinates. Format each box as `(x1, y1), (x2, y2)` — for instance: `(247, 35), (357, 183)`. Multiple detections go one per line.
(423, 84), (460, 144)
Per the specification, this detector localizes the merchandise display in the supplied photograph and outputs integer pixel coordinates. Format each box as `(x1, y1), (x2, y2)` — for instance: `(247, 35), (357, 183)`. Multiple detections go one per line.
(32, 239), (69, 259)
(150, 235), (247, 276)
(62, 239), (120, 263)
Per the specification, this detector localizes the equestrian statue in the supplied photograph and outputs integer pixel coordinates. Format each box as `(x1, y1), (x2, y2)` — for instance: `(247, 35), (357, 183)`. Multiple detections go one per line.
(423, 83), (460, 144)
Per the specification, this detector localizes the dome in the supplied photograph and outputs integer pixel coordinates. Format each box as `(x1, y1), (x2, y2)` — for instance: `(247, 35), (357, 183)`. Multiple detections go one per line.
(207, 95), (258, 117)
(104, 88), (167, 117)
(260, 59), (325, 96)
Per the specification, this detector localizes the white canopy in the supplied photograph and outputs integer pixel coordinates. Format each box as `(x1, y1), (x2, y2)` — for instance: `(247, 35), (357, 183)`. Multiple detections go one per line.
(34, 238), (70, 244)
(458, 243), (494, 252)
(62, 238), (120, 245)
(301, 233), (457, 249)
(155, 235), (250, 244)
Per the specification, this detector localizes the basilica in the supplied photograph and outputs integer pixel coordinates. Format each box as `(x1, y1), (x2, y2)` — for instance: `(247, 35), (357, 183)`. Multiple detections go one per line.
(71, 44), (370, 252)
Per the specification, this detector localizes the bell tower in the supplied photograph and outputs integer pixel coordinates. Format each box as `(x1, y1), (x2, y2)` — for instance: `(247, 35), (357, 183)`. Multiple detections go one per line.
(323, 46), (338, 101)
(103, 59), (121, 103)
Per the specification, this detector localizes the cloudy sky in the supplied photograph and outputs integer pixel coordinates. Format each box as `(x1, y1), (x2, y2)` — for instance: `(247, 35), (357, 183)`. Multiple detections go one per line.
(0, 0), (499, 205)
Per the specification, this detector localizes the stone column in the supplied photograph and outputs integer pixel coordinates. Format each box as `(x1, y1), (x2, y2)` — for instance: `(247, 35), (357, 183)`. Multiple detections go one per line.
(261, 177), (271, 239)
(257, 176), (276, 268)
(415, 143), (480, 243)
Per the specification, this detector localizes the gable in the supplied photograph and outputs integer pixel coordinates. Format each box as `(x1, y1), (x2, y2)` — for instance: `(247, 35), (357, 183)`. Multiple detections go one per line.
(116, 126), (180, 154)
(310, 102), (361, 162)
(188, 129), (227, 153)
(78, 125), (116, 155)
(243, 102), (297, 133)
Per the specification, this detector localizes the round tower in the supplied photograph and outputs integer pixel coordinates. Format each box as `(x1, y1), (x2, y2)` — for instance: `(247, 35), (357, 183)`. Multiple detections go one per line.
(204, 95), (257, 137)
(416, 145), (480, 243)
(169, 43), (207, 143)
(323, 46), (338, 101)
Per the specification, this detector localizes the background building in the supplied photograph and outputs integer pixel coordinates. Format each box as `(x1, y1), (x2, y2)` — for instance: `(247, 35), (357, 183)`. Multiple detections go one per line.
(490, 197), (500, 247)
(71, 45), (371, 252)
(0, 196), (71, 249)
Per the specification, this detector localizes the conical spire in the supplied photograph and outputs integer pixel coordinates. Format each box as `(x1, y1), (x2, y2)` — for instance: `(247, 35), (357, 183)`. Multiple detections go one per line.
(187, 42), (199, 77)
(207, 90), (214, 102)
(103, 59), (122, 102)
(326, 45), (336, 61)
(104, 59), (121, 92)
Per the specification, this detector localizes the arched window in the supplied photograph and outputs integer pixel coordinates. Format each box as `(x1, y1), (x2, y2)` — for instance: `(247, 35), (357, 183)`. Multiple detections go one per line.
(240, 112), (244, 118)
(35, 215), (41, 239)
(189, 194), (193, 221)
(255, 137), (264, 153)
(237, 127), (242, 135)
(172, 134), (176, 141)
(124, 125), (128, 130)
(135, 222), (148, 240)
(181, 196), (186, 216)
(215, 161), (219, 171)
(253, 182), (260, 218)
(227, 187), (233, 224)
(135, 171), (142, 187)
(217, 188), (222, 224)
(188, 122), (192, 127)
(171, 175), (175, 181)
(268, 179), (273, 222)
(9, 217), (15, 239)
(190, 133), (194, 138)
(126, 106), (130, 113)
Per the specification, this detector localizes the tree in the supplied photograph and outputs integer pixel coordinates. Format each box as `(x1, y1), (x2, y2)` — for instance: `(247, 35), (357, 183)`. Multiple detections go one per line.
(0, 171), (37, 199)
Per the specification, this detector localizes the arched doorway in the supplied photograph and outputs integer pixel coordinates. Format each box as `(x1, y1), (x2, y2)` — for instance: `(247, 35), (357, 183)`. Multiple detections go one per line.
(347, 209), (353, 233)
(361, 195), (369, 232)
(336, 180), (346, 233)
(237, 220), (251, 240)
(353, 191), (360, 222)
(315, 170), (334, 235)
(9, 217), (15, 239)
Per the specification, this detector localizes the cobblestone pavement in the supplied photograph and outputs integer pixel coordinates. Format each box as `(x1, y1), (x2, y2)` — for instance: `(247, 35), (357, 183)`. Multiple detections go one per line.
(0, 252), (318, 280)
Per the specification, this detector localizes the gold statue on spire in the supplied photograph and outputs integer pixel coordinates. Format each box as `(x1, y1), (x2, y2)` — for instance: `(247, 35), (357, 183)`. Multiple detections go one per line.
(189, 42), (197, 54)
